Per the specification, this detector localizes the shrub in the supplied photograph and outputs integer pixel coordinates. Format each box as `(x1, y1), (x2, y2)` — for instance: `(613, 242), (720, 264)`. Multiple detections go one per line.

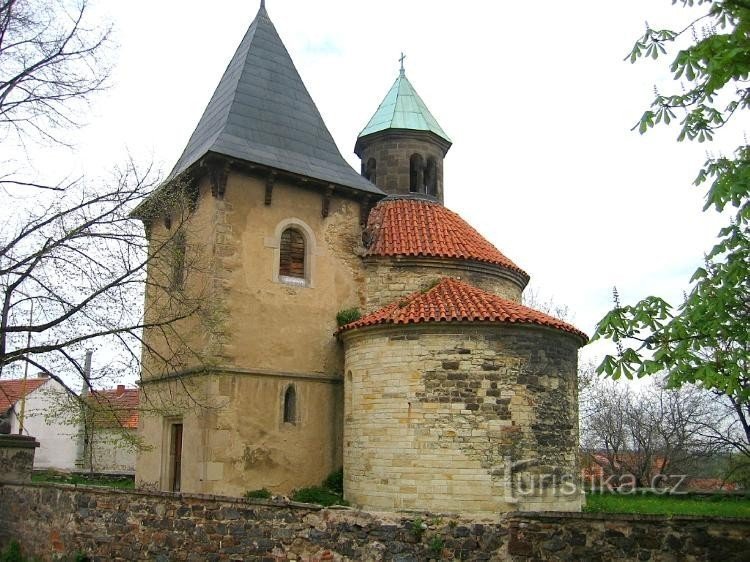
(429, 536), (445, 554)
(323, 469), (343, 495)
(336, 308), (361, 327)
(291, 486), (346, 507)
(410, 517), (426, 540)
(244, 488), (272, 500)
(0, 541), (23, 562)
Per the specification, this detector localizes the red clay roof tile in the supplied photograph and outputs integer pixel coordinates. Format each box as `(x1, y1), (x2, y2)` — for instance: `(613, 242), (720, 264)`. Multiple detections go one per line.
(88, 387), (139, 429)
(0, 378), (49, 412)
(339, 277), (587, 342)
(365, 198), (528, 278)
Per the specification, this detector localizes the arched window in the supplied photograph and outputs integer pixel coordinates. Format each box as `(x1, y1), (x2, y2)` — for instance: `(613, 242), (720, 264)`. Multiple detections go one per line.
(425, 157), (438, 196)
(410, 154), (424, 193)
(283, 385), (297, 424)
(364, 158), (377, 184)
(279, 228), (305, 285)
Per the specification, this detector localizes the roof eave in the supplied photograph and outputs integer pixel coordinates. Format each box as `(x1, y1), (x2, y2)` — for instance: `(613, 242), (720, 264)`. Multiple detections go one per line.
(355, 128), (452, 158)
(338, 319), (588, 347)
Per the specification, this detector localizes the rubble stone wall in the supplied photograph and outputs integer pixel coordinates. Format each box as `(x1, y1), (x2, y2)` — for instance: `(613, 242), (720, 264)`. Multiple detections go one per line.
(2, 483), (749, 561)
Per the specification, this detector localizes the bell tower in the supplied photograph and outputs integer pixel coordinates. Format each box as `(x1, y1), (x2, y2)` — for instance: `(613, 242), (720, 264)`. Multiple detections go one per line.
(355, 56), (451, 203)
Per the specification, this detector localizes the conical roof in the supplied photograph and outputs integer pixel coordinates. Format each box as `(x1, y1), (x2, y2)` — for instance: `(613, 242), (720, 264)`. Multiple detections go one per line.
(337, 277), (587, 343)
(168, 5), (382, 196)
(358, 69), (451, 143)
(364, 198), (528, 279)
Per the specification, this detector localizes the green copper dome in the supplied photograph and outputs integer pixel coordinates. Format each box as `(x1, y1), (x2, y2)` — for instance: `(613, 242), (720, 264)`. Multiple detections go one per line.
(358, 69), (451, 143)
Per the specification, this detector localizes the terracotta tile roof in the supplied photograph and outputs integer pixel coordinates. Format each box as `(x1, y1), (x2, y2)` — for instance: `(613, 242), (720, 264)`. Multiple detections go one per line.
(364, 198), (528, 279)
(0, 377), (49, 412)
(88, 386), (139, 429)
(339, 277), (587, 342)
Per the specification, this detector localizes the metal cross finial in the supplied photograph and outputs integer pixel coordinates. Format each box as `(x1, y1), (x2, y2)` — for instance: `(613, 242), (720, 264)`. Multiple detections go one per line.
(399, 52), (406, 75)
(260, 0), (265, 8)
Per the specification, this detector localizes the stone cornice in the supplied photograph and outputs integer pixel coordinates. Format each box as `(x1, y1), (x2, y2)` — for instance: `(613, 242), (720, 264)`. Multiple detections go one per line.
(140, 366), (342, 386)
(362, 255), (529, 290)
(339, 320), (587, 347)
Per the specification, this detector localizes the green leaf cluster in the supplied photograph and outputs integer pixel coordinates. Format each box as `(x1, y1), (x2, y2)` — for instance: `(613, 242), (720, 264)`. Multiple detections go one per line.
(594, 0), (750, 454)
(335, 307), (361, 327)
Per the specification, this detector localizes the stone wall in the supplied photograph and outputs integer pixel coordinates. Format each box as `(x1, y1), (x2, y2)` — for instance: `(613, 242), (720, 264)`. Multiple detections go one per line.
(363, 257), (525, 311)
(505, 512), (750, 561)
(0, 435), (39, 482)
(355, 131), (448, 202)
(138, 168), (364, 496)
(341, 324), (581, 514)
(137, 371), (342, 497)
(2, 482), (749, 561)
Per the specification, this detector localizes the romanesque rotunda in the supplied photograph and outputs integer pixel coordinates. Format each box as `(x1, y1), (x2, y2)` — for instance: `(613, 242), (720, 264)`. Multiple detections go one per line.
(135, 2), (586, 515)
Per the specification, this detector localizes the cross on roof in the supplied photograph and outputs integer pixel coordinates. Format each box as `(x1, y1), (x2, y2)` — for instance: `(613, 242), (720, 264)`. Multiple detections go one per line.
(399, 52), (406, 74)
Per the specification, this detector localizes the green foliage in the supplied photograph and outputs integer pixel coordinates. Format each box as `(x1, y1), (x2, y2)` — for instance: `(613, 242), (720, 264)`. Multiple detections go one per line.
(0, 541), (24, 562)
(323, 469), (344, 495)
(593, 0), (750, 457)
(428, 535), (445, 554)
(410, 517), (426, 540)
(583, 492), (750, 518)
(244, 488), (272, 499)
(290, 486), (346, 507)
(336, 308), (361, 327)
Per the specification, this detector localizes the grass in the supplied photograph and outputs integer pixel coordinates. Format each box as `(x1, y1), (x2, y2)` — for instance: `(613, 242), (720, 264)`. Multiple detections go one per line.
(31, 471), (134, 490)
(584, 492), (750, 518)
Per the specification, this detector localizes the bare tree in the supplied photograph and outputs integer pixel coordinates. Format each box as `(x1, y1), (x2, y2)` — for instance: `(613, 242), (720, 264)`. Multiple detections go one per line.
(0, 165), (213, 395)
(522, 286), (572, 323)
(0, 0), (110, 147)
(581, 376), (727, 488)
(0, 1), (219, 454)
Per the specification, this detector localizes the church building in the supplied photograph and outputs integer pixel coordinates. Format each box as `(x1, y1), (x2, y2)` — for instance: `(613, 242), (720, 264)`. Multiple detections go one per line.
(135, 2), (586, 515)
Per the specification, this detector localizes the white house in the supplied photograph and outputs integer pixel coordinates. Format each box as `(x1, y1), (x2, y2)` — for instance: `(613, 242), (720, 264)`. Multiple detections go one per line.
(0, 375), (79, 470)
(81, 385), (139, 474)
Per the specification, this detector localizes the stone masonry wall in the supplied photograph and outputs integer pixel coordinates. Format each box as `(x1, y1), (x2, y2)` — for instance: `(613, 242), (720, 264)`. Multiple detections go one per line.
(357, 133), (446, 202)
(363, 258), (524, 312)
(2, 482), (749, 561)
(342, 324), (581, 514)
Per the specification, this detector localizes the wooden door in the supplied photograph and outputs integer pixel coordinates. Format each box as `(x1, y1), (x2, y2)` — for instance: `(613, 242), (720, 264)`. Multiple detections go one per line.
(170, 423), (183, 492)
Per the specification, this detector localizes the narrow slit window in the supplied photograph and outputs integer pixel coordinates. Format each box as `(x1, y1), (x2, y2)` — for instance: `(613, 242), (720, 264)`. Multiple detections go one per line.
(170, 231), (186, 290)
(283, 386), (297, 424)
(410, 154), (424, 193)
(279, 228), (305, 283)
(425, 157), (438, 196)
(365, 158), (377, 183)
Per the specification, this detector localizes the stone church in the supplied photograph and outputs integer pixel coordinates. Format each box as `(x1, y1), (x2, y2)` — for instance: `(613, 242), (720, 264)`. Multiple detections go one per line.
(135, 2), (586, 515)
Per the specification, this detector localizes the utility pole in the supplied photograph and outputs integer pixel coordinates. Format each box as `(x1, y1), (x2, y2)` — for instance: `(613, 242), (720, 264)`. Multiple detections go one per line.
(17, 301), (34, 435)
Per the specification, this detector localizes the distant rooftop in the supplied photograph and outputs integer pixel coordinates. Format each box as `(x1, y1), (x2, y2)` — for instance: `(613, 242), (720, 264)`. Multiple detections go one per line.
(168, 4), (382, 196)
(0, 377), (49, 412)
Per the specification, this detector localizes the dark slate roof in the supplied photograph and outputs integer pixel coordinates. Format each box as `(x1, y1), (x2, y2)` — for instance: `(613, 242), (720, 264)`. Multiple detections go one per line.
(168, 6), (383, 196)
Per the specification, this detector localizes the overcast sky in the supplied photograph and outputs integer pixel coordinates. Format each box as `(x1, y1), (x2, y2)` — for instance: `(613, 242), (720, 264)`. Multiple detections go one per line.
(14, 0), (740, 372)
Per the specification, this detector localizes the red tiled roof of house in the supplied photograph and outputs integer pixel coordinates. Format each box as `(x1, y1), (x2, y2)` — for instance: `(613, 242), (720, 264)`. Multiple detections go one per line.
(364, 198), (528, 279)
(0, 377), (49, 412)
(88, 386), (139, 429)
(339, 277), (587, 342)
